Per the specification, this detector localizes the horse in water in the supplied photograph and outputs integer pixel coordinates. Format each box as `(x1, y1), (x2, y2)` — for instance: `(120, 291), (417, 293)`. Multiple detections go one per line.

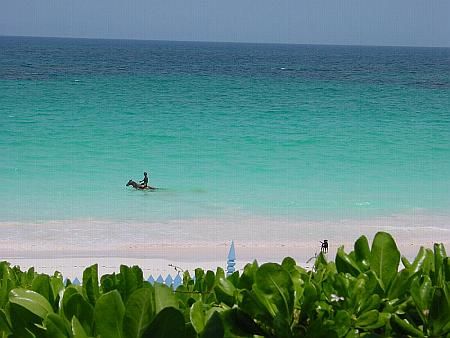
(126, 180), (156, 190)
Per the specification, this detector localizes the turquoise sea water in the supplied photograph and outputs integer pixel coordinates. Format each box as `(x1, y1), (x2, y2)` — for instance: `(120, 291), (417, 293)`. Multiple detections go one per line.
(1, 36), (449, 224)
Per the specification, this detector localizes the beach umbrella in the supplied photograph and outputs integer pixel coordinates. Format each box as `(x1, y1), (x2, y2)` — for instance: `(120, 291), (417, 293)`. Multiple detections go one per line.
(227, 240), (236, 276)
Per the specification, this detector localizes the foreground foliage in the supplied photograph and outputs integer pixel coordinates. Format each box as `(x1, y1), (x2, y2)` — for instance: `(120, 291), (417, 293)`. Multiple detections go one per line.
(0, 231), (449, 337)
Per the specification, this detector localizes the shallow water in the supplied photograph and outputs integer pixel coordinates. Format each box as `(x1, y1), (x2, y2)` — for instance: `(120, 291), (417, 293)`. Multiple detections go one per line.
(1, 37), (449, 229)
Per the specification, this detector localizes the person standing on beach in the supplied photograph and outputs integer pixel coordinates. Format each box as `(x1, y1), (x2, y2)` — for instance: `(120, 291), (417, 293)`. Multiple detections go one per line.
(140, 172), (148, 188)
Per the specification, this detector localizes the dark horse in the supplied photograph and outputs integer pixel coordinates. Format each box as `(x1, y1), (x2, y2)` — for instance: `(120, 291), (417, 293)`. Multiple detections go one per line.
(320, 240), (329, 253)
(126, 180), (156, 190)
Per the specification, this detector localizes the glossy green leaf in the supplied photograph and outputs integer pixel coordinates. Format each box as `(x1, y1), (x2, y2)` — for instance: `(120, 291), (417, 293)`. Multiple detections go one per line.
(50, 275), (65, 304)
(9, 302), (44, 337)
(61, 285), (79, 308)
(409, 247), (427, 274)
(253, 263), (294, 322)
(369, 311), (390, 330)
(334, 273), (352, 300)
(433, 243), (447, 287)
(335, 246), (361, 276)
(282, 257), (305, 310)
(214, 276), (236, 306)
(401, 256), (411, 269)
(44, 313), (71, 338)
(301, 281), (318, 317)
(123, 287), (155, 338)
(445, 257), (450, 281)
(359, 294), (381, 314)
(193, 268), (205, 293)
(0, 308), (12, 335)
(314, 252), (329, 269)
(0, 262), (11, 281)
(72, 316), (89, 338)
(334, 310), (351, 337)
(94, 290), (125, 338)
(204, 271), (215, 293)
(9, 288), (53, 319)
(184, 323), (197, 338)
(82, 264), (100, 306)
(62, 288), (94, 334)
(273, 312), (293, 337)
(282, 257), (304, 285)
(355, 310), (379, 328)
(411, 275), (433, 319)
(101, 273), (119, 294)
(354, 235), (371, 270)
(364, 270), (384, 296)
(238, 261), (258, 291)
(201, 311), (224, 338)
(183, 270), (193, 286)
(239, 289), (269, 322)
(143, 307), (185, 338)
(429, 287), (450, 336)
(281, 257), (296, 271)
(370, 232), (400, 290)
(388, 269), (413, 299)
(421, 249), (435, 276)
(154, 283), (178, 313)
(220, 308), (263, 337)
(227, 271), (240, 288)
(26, 267), (36, 286)
(119, 265), (144, 302)
(190, 301), (206, 334)
(0, 277), (10, 309)
(390, 314), (424, 337)
(31, 274), (54, 305)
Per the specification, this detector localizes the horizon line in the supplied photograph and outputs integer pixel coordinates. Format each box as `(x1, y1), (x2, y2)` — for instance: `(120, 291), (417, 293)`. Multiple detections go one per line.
(1, 34), (449, 49)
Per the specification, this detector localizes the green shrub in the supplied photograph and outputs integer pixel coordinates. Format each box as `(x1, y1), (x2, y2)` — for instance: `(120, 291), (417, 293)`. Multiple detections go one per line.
(0, 231), (448, 337)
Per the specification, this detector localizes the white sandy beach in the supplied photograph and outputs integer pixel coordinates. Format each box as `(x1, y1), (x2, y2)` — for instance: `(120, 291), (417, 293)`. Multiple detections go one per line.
(2, 212), (449, 280)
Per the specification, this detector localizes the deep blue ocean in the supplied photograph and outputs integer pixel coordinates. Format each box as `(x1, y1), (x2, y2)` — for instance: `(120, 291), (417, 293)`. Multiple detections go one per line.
(1, 36), (449, 224)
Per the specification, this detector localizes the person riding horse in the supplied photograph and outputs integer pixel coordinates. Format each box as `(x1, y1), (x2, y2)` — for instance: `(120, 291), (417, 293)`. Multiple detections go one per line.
(126, 172), (155, 190)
